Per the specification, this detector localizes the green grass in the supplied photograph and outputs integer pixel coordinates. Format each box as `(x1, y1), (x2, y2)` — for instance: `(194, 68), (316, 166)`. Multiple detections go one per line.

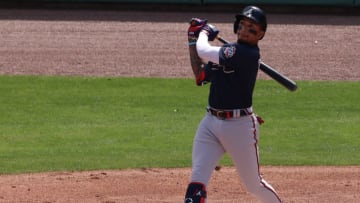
(0, 75), (359, 174)
(253, 81), (360, 165)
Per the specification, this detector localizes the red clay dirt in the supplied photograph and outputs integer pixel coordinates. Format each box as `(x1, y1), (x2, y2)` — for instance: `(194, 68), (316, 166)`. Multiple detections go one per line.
(0, 9), (359, 203)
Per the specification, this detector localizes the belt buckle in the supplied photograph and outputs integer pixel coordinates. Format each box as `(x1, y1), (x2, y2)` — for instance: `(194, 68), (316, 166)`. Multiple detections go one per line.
(216, 110), (222, 118)
(216, 110), (227, 119)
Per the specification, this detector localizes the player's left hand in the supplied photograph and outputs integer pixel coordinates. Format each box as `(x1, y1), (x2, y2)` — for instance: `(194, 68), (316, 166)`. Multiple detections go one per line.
(188, 18), (208, 41)
(201, 24), (220, 41)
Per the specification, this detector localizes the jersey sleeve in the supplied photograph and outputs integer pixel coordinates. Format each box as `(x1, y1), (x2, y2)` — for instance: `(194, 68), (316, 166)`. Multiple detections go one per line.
(219, 43), (260, 70)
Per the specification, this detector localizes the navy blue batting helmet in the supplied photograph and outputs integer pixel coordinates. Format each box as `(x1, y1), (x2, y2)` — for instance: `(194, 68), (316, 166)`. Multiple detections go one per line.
(234, 6), (267, 33)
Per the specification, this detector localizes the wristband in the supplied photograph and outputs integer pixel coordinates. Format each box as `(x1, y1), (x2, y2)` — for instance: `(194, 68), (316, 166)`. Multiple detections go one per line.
(188, 41), (197, 46)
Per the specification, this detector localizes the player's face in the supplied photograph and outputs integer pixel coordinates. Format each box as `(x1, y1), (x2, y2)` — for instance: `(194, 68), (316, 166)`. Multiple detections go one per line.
(236, 19), (265, 45)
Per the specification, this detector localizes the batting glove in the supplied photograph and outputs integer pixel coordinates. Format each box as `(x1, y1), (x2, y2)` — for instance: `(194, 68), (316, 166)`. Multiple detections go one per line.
(201, 23), (220, 41)
(188, 18), (208, 43)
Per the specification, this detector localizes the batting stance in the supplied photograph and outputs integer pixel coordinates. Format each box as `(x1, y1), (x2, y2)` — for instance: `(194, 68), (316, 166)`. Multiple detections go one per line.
(184, 6), (282, 203)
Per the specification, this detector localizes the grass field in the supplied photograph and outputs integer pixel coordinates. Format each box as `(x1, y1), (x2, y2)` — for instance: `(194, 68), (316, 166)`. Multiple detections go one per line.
(0, 75), (359, 174)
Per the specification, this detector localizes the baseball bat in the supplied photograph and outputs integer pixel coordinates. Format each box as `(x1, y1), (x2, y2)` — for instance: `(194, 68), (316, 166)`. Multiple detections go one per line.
(216, 35), (297, 92)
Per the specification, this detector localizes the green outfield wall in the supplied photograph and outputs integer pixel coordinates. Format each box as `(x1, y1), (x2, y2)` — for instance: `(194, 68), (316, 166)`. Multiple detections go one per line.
(30, 0), (202, 3)
(203, 0), (355, 6)
(4, 0), (359, 6)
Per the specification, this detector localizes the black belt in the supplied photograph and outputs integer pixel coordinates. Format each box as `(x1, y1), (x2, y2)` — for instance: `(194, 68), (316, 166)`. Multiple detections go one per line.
(207, 107), (251, 119)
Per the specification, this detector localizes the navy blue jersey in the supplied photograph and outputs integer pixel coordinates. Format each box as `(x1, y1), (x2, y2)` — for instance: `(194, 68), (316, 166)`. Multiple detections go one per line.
(206, 42), (260, 109)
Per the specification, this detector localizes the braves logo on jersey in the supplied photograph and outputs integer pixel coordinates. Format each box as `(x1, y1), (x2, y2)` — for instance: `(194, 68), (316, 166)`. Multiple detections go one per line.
(223, 46), (236, 59)
(221, 46), (236, 73)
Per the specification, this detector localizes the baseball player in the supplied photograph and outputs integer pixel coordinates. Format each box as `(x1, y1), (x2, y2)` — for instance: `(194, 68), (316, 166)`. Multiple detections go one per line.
(184, 6), (282, 203)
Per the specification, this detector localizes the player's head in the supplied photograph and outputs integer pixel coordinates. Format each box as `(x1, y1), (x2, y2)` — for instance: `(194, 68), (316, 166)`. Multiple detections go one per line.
(234, 6), (267, 45)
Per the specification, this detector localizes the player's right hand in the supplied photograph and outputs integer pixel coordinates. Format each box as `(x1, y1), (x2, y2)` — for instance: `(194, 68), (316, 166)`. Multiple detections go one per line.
(201, 24), (220, 41)
(188, 18), (207, 41)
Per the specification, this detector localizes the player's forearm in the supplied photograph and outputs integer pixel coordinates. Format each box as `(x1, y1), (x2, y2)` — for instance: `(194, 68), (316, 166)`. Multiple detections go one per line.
(189, 45), (202, 78)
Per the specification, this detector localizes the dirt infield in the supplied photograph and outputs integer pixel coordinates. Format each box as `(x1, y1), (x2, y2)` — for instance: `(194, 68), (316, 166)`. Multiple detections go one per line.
(0, 9), (359, 203)
(0, 9), (359, 80)
(0, 167), (359, 203)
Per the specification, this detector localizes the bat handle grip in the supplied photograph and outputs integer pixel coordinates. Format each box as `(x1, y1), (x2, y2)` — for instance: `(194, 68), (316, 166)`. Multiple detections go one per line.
(216, 35), (229, 44)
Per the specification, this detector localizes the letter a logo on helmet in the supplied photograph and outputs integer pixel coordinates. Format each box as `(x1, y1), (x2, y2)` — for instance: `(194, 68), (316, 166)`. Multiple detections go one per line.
(233, 5), (267, 34)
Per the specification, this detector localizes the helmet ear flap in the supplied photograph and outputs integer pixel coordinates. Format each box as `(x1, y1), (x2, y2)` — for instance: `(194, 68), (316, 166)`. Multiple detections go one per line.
(233, 18), (240, 34)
